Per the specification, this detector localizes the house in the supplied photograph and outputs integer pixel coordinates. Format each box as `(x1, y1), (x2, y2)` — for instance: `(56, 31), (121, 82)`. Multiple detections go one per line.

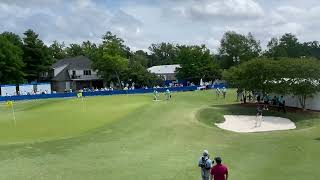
(147, 64), (181, 81)
(50, 56), (103, 92)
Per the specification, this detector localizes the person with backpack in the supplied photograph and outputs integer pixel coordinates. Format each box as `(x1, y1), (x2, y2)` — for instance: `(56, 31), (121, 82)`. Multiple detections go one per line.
(198, 150), (213, 180)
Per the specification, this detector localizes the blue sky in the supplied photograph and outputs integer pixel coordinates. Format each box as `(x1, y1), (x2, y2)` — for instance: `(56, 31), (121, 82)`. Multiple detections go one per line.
(1, 0), (319, 52)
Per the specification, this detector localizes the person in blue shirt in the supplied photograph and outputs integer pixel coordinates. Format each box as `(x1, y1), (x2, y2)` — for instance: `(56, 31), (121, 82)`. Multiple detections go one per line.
(278, 95), (286, 113)
(198, 150), (213, 180)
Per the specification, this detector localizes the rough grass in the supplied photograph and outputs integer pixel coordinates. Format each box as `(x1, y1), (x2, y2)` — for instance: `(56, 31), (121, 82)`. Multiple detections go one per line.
(0, 90), (319, 180)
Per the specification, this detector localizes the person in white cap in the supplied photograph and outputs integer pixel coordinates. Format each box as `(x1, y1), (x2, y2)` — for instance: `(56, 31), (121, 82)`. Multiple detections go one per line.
(198, 150), (213, 180)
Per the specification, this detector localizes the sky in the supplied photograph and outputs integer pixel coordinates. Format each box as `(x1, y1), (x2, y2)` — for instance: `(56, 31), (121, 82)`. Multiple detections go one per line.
(1, 0), (319, 52)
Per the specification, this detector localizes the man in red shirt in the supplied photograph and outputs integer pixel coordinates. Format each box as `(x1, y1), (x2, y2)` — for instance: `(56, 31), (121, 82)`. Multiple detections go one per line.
(211, 157), (228, 180)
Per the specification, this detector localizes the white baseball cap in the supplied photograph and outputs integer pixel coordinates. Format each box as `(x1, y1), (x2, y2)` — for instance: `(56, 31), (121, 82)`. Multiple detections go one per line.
(203, 150), (209, 156)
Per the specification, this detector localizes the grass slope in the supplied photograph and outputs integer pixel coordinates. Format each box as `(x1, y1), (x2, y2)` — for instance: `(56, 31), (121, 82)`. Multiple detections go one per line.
(0, 90), (319, 180)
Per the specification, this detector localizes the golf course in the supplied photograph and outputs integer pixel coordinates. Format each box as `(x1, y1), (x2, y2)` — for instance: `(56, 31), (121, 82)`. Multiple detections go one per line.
(0, 90), (319, 180)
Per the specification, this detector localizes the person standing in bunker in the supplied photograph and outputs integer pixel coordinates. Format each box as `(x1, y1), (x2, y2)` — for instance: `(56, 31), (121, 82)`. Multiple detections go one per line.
(256, 105), (263, 127)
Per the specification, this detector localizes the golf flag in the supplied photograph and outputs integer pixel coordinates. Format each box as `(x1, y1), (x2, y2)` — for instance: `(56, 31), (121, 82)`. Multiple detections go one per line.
(7, 101), (13, 108)
(7, 101), (16, 126)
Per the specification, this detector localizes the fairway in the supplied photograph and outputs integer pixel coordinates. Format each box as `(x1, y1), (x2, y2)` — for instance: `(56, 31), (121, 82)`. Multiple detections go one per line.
(0, 90), (319, 180)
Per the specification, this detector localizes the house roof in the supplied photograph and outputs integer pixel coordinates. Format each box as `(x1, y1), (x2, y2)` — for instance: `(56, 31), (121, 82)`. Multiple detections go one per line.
(52, 67), (71, 81)
(52, 56), (94, 81)
(52, 56), (92, 70)
(147, 64), (181, 74)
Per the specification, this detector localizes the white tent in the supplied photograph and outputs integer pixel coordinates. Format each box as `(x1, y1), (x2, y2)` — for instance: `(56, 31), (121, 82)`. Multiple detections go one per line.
(19, 84), (34, 95)
(1, 85), (17, 96)
(37, 83), (52, 94)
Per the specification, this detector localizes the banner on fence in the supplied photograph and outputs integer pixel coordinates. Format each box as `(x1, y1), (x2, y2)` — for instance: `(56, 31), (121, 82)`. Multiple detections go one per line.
(0, 85), (17, 96)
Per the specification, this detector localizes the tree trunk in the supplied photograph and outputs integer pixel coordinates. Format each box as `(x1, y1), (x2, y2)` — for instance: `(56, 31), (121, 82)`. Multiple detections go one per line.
(115, 71), (122, 89)
(299, 95), (307, 111)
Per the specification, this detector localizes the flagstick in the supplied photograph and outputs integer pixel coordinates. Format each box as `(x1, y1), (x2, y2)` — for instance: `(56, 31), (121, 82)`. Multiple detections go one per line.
(81, 96), (86, 112)
(11, 105), (16, 127)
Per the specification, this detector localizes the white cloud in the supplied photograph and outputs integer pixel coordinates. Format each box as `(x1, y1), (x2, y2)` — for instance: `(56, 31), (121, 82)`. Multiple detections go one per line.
(0, 0), (319, 52)
(181, 0), (264, 20)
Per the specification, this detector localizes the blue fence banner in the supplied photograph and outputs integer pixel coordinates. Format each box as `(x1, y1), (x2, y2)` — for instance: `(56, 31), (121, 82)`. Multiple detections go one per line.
(0, 86), (198, 102)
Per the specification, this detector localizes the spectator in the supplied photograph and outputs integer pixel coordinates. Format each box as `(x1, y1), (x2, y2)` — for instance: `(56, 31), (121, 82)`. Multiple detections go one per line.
(222, 87), (227, 99)
(272, 96), (278, 105)
(263, 94), (270, 110)
(198, 150), (213, 180)
(211, 157), (228, 180)
(257, 94), (261, 103)
(278, 95), (286, 113)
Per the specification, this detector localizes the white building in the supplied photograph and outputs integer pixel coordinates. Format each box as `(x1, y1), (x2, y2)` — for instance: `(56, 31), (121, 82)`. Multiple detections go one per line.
(147, 64), (181, 81)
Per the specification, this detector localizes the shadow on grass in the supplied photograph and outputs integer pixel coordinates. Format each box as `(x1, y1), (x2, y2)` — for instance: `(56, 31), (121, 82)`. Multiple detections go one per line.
(315, 137), (320, 141)
(0, 104), (149, 160)
(198, 104), (319, 129)
(0, 124), (113, 160)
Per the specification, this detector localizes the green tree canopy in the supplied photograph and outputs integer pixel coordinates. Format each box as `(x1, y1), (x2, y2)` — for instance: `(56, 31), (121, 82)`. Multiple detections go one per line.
(176, 45), (221, 84)
(218, 31), (261, 69)
(148, 42), (178, 66)
(65, 43), (84, 57)
(22, 29), (53, 82)
(131, 50), (149, 68)
(93, 32), (129, 87)
(49, 40), (67, 60)
(0, 32), (23, 47)
(122, 60), (163, 88)
(264, 33), (305, 59)
(0, 36), (25, 84)
(223, 58), (320, 109)
(81, 41), (99, 60)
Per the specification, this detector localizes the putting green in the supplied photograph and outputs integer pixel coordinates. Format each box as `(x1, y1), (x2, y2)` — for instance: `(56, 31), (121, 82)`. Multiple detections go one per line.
(0, 90), (319, 180)
(0, 95), (150, 144)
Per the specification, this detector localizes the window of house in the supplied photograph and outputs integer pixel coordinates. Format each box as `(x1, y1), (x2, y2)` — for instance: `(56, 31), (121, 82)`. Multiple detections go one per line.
(84, 70), (91, 76)
(72, 70), (76, 76)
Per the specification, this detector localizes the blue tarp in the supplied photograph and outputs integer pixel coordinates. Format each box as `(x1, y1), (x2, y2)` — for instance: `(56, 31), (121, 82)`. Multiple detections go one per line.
(0, 86), (198, 102)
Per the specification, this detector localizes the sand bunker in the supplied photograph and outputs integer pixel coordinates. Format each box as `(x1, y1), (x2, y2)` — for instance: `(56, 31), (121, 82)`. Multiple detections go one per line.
(216, 115), (296, 133)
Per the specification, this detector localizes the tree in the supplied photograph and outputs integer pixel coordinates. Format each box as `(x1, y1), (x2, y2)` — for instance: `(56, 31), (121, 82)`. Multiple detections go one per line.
(93, 32), (129, 87)
(131, 50), (149, 67)
(264, 33), (304, 59)
(223, 58), (277, 94)
(223, 58), (320, 109)
(218, 31), (261, 69)
(302, 41), (320, 59)
(0, 32), (23, 47)
(49, 40), (67, 60)
(81, 41), (99, 61)
(148, 43), (178, 66)
(0, 36), (25, 84)
(22, 29), (53, 82)
(267, 58), (320, 110)
(65, 43), (84, 57)
(176, 45), (221, 83)
(122, 60), (163, 88)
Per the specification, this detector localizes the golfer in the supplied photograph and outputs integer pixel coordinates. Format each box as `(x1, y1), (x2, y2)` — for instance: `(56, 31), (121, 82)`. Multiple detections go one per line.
(153, 90), (159, 101)
(198, 150), (213, 180)
(222, 87), (227, 99)
(216, 88), (221, 98)
(256, 105), (263, 127)
(165, 89), (171, 100)
(211, 157), (228, 180)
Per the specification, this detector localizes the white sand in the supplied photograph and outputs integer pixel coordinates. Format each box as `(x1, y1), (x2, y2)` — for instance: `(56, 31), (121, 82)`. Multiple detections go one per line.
(215, 115), (296, 133)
